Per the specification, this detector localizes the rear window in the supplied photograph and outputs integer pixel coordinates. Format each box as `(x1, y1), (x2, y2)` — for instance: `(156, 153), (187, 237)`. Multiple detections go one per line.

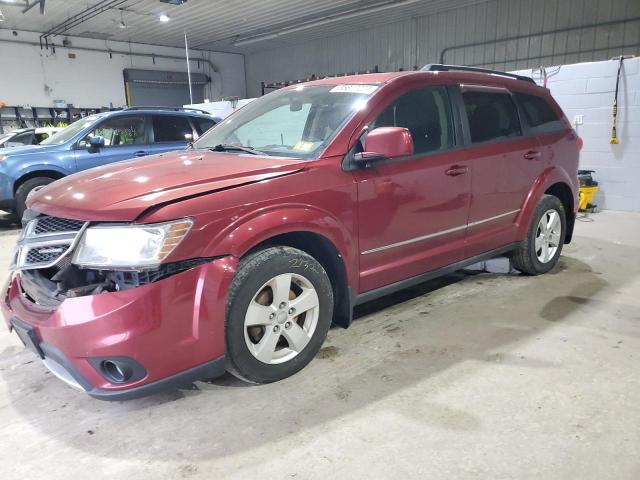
(152, 115), (194, 142)
(515, 92), (564, 134)
(463, 91), (522, 143)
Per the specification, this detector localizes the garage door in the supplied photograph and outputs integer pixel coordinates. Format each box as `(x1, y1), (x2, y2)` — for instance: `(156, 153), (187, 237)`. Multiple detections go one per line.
(123, 69), (209, 107)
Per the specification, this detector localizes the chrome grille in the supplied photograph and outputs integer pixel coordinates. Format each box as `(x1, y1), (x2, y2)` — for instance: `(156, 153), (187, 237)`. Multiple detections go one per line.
(34, 216), (86, 236)
(25, 245), (70, 264)
(10, 215), (88, 271)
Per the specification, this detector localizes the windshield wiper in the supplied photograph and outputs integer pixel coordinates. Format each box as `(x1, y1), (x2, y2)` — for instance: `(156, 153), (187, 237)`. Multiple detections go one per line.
(208, 144), (264, 155)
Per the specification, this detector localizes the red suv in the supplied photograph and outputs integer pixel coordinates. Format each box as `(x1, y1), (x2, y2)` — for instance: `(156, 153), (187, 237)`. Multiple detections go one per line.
(2, 65), (579, 399)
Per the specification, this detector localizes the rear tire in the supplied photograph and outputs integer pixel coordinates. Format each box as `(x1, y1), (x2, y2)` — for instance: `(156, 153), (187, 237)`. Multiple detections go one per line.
(225, 246), (333, 384)
(512, 194), (566, 275)
(15, 177), (56, 220)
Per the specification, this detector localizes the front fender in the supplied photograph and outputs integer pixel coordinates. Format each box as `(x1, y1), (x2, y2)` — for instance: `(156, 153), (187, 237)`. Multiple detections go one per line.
(515, 166), (578, 240)
(206, 204), (357, 285)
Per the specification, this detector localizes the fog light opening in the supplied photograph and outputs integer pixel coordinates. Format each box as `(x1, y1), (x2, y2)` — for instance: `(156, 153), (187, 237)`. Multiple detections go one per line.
(101, 360), (132, 383)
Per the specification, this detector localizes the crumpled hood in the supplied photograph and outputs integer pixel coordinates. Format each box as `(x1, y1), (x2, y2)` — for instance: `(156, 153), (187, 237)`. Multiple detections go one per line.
(28, 150), (307, 221)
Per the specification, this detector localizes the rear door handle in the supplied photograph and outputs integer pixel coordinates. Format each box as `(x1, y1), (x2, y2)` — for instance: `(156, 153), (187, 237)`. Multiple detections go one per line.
(445, 165), (468, 176)
(523, 150), (541, 160)
(134, 151), (148, 157)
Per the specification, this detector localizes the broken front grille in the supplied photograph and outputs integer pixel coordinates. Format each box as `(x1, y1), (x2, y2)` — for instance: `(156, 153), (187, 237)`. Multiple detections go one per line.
(11, 215), (88, 271)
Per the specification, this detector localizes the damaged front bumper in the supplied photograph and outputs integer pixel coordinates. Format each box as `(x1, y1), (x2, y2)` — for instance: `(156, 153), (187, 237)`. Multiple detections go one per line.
(1, 256), (237, 400)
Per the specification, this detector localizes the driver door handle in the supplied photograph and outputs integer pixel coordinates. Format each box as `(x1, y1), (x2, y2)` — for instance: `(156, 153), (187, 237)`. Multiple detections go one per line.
(134, 151), (148, 157)
(445, 165), (468, 176)
(523, 150), (541, 160)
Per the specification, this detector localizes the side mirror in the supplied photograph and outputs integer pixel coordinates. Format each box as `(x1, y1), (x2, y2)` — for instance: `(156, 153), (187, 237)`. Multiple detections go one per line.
(88, 135), (105, 148)
(354, 127), (414, 164)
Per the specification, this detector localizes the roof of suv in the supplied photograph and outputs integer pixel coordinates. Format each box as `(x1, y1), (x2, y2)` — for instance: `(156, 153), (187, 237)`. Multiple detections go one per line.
(291, 69), (546, 95)
(98, 108), (216, 119)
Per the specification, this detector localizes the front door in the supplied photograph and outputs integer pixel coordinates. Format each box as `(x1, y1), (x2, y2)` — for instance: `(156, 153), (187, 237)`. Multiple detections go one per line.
(354, 86), (471, 293)
(74, 114), (148, 172)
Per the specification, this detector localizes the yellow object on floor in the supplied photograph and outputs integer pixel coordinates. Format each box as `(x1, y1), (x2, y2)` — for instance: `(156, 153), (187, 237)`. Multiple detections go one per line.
(579, 186), (598, 211)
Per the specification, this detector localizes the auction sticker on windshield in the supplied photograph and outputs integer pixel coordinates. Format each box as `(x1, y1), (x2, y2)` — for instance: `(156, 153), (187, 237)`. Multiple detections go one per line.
(329, 84), (378, 94)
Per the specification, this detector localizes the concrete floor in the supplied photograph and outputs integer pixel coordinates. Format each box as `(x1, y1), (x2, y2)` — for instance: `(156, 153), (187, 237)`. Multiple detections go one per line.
(0, 210), (638, 479)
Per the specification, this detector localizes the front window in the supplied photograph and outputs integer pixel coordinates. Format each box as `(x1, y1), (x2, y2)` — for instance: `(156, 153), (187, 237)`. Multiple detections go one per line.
(79, 115), (146, 147)
(193, 84), (379, 159)
(40, 115), (102, 145)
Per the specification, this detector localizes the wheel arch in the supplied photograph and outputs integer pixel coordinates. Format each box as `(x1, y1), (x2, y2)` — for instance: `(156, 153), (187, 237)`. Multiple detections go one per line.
(544, 182), (575, 243)
(247, 231), (353, 328)
(14, 169), (66, 194)
(516, 167), (577, 244)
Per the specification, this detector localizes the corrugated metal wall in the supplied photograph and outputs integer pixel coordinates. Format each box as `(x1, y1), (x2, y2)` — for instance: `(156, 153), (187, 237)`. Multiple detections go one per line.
(245, 0), (640, 97)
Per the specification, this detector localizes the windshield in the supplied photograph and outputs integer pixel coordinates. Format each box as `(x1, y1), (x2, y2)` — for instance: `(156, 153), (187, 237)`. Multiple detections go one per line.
(40, 115), (102, 145)
(193, 84), (379, 159)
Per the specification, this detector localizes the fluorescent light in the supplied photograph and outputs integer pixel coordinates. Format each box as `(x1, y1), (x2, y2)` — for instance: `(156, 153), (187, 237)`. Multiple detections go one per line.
(232, 0), (423, 47)
(159, 13), (170, 23)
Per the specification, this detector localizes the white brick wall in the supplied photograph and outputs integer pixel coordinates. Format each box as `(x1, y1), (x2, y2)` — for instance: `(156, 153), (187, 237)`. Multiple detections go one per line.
(513, 58), (640, 212)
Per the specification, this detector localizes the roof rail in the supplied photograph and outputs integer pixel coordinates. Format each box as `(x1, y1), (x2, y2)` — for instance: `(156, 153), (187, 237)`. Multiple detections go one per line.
(123, 106), (213, 115)
(421, 64), (536, 84)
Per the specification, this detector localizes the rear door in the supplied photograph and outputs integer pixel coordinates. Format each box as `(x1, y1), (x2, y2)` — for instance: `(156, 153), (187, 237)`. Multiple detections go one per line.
(73, 114), (148, 172)
(456, 86), (544, 257)
(146, 114), (196, 156)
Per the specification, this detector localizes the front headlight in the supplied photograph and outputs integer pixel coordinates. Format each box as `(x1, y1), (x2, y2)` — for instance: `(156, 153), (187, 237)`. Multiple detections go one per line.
(0, 155), (7, 161)
(72, 218), (193, 269)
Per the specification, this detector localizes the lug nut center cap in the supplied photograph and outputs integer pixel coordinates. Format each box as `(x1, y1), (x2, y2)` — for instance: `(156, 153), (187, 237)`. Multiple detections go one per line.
(276, 311), (288, 324)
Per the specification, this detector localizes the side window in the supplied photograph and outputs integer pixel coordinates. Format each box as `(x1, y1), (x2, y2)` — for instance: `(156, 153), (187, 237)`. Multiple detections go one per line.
(514, 92), (563, 134)
(462, 91), (522, 143)
(371, 87), (455, 155)
(194, 118), (216, 136)
(153, 115), (194, 142)
(81, 115), (146, 147)
(35, 133), (49, 143)
(10, 132), (35, 145)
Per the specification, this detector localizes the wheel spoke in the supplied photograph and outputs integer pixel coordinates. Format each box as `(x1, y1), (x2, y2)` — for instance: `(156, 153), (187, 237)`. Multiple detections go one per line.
(289, 288), (319, 316)
(548, 211), (560, 233)
(541, 242), (550, 262)
(282, 323), (311, 352)
(539, 216), (548, 235)
(269, 273), (293, 307)
(253, 327), (281, 363)
(535, 234), (544, 252)
(549, 231), (561, 247)
(245, 301), (275, 326)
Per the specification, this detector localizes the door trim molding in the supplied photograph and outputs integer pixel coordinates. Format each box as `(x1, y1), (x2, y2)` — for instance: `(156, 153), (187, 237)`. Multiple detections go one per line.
(361, 209), (520, 255)
(355, 242), (520, 305)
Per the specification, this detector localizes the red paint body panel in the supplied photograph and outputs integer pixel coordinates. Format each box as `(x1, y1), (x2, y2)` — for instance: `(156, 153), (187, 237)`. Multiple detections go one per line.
(2, 69), (579, 397)
(2, 258), (236, 392)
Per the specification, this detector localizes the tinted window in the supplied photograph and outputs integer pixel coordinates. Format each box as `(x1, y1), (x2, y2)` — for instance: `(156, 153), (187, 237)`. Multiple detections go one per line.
(372, 87), (455, 154)
(463, 91), (521, 143)
(194, 118), (216, 135)
(81, 115), (146, 147)
(515, 92), (563, 133)
(153, 115), (194, 142)
(10, 132), (35, 145)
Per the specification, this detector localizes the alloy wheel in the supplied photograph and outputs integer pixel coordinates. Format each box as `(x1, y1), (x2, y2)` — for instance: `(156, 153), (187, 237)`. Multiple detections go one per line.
(243, 273), (320, 364)
(535, 209), (562, 263)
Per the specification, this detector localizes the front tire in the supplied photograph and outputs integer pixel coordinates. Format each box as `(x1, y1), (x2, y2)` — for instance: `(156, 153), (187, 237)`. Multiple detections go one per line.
(225, 246), (334, 383)
(512, 194), (566, 275)
(15, 177), (55, 220)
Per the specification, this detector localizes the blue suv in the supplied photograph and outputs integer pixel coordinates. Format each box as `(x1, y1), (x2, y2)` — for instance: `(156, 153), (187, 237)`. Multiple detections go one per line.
(0, 108), (217, 217)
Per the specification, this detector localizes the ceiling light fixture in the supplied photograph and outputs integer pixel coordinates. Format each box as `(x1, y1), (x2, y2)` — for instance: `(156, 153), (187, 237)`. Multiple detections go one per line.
(159, 13), (170, 22)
